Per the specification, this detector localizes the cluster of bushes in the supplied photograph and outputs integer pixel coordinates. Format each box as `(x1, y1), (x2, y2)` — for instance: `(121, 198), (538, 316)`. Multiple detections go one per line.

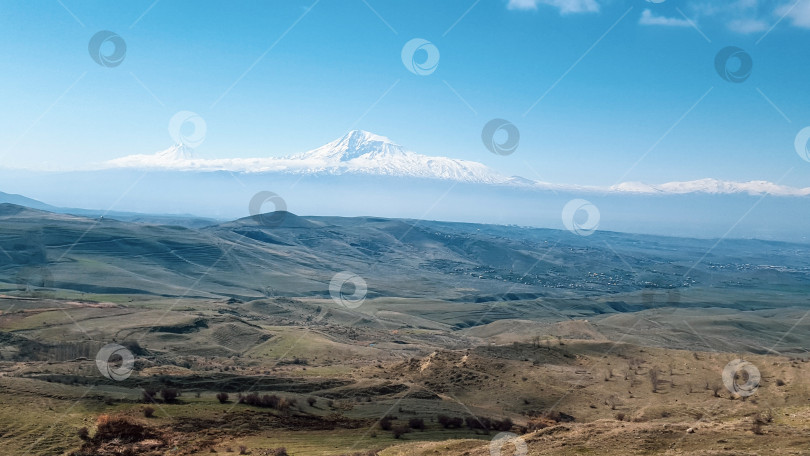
(391, 425), (410, 439)
(74, 414), (167, 455)
(238, 392), (297, 412)
(142, 388), (180, 403)
(437, 414), (464, 428)
(379, 415), (396, 431)
(277, 357), (308, 365)
(377, 415), (426, 439)
(381, 414), (512, 439)
(408, 418), (425, 430)
(436, 414), (512, 432)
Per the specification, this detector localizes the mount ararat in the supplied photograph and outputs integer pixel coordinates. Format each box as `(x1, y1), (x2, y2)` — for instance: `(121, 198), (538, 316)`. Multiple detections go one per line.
(1, 130), (808, 242)
(102, 130), (810, 197)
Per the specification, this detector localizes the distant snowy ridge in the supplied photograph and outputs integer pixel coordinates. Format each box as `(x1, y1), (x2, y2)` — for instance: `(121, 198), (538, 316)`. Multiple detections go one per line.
(610, 178), (810, 197)
(103, 130), (810, 197)
(105, 130), (512, 185)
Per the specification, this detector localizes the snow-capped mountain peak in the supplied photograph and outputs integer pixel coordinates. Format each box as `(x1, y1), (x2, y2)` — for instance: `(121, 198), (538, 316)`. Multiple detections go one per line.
(102, 130), (510, 184)
(157, 143), (197, 161)
(97, 131), (810, 197)
(285, 130), (508, 183)
(295, 130), (405, 162)
(610, 178), (810, 197)
(106, 143), (197, 168)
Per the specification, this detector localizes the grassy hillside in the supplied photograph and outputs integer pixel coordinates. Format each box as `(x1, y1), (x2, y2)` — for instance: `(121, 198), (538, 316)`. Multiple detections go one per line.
(2, 205), (810, 454)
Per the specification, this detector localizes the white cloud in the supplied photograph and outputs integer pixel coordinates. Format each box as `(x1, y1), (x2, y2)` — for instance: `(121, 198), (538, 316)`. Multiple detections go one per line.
(777, 1), (810, 28)
(639, 9), (692, 27)
(509, 0), (810, 32)
(669, 0), (810, 34)
(727, 17), (770, 32)
(507, 0), (599, 14)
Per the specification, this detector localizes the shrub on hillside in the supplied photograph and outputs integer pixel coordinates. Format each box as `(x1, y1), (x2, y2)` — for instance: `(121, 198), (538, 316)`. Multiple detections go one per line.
(392, 425), (410, 439)
(465, 416), (492, 431)
(379, 416), (393, 431)
(93, 414), (161, 443)
(437, 414), (463, 429)
(160, 388), (179, 403)
(408, 418), (425, 430)
(494, 417), (513, 431)
(142, 389), (158, 403)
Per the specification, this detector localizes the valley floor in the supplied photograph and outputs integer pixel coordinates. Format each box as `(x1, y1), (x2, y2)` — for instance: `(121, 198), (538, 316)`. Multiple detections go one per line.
(1, 294), (810, 455)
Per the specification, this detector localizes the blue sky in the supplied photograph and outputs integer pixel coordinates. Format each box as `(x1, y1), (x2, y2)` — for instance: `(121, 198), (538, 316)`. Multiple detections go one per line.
(1, 0), (810, 188)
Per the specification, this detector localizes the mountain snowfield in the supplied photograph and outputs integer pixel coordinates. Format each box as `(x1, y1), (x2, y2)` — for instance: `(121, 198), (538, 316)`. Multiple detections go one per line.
(105, 130), (513, 185)
(103, 130), (810, 197)
(609, 179), (810, 197)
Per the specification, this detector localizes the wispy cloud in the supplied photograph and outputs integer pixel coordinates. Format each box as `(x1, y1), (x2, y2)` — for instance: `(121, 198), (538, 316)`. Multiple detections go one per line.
(776, 0), (810, 28)
(639, 9), (692, 27)
(507, 0), (599, 14)
(692, 0), (809, 34)
(728, 17), (770, 32)
(511, 0), (810, 34)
